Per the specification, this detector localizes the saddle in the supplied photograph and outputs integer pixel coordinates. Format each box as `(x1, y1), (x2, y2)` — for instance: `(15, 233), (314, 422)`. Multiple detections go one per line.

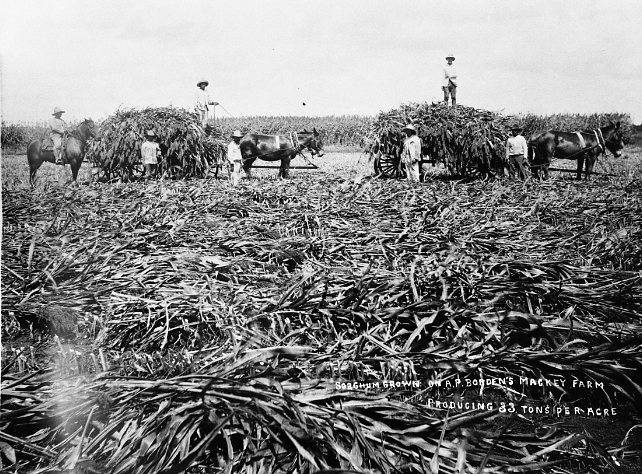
(41, 134), (69, 163)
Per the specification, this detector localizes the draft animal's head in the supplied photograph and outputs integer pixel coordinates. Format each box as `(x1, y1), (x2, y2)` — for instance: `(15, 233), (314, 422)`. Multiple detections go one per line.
(300, 128), (324, 157)
(604, 121), (624, 157)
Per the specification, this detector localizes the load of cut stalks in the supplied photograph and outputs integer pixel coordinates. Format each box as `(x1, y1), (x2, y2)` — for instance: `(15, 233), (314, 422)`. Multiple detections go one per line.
(514, 112), (634, 141)
(374, 102), (512, 177)
(86, 107), (225, 181)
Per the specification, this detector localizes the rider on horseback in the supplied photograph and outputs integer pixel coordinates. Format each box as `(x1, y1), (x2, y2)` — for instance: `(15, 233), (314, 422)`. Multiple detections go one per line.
(48, 107), (67, 164)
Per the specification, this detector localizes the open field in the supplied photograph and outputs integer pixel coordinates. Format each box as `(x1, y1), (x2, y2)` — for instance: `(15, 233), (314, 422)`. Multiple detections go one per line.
(2, 148), (642, 472)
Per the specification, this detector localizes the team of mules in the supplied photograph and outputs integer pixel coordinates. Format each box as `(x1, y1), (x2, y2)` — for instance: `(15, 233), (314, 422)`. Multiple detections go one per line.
(27, 118), (100, 186)
(528, 121), (625, 179)
(239, 128), (324, 178)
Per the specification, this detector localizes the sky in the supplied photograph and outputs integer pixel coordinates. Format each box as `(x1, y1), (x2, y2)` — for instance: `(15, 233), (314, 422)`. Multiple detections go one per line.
(1, 0), (641, 123)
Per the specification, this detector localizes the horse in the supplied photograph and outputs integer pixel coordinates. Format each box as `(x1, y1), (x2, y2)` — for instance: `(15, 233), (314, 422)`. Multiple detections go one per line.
(239, 128), (324, 179)
(527, 121), (624, 180)
(27, 118), (100, 186)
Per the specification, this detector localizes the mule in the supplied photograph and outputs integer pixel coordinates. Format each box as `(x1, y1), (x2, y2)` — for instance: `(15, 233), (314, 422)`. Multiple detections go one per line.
(528, 121), (624, 180)
(361, 134), (380, 162)
(27, 119), (100, 186)
(239, 128), (324, 179)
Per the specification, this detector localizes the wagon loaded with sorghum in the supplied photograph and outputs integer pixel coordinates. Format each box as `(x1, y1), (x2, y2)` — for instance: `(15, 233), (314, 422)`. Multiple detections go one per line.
(87, 107), (226, 181)
(372, 102), (512, 179)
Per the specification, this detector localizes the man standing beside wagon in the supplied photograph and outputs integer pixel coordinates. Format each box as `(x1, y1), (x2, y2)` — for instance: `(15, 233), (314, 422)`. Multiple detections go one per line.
(401, 124), (422, 182)
(227, 130), (244, 187)
(505, 124), (528, 180)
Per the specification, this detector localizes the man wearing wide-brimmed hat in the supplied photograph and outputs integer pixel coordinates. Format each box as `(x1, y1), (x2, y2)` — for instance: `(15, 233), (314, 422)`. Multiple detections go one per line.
(227, 130), (244, 186)
(141, 130), (161, 180)
(48, 107), (67, 164)
(505, 124), (528, 180)
(442, 54), (457, 106)
(195, 79), (214, 126)
(401, 124), (422, 182)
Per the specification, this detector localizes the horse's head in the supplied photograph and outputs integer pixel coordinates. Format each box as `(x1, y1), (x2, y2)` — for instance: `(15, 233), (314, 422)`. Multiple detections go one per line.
(298, 128), (324, 157)
(79, 118), (101, 141)
(603, 121), (624, 157)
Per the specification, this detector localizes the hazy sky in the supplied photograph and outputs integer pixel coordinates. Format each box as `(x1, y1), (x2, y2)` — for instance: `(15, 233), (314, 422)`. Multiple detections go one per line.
(1, 0), (641, 123)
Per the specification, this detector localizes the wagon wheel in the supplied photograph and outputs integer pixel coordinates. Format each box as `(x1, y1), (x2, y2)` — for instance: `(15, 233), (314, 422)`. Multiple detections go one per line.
(374, 153), (406, 179)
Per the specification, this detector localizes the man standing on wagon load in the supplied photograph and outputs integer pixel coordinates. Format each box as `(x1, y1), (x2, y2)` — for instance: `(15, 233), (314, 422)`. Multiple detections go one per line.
(401, 124), (422, 182)
(48, 107), (67, 164)
(442, 54), (457, 106)
(195, 79), (214, 127)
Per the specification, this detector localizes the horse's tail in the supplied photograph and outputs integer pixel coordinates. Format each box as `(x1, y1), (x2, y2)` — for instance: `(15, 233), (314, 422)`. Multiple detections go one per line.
(26, 139), (40, 161)
(527, 140), (533, 165)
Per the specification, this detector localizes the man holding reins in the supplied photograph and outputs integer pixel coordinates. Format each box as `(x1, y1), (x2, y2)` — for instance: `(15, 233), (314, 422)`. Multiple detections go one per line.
(195, 79), (215, 127)
(442, 54), (457, 106)
(48, 107), (67, 164)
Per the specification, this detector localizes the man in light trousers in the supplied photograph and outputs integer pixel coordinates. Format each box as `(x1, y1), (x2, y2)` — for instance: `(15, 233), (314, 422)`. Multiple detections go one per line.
(401, 124), (421, 182)
(48, 107), (67, 164)
(505, 125), (528, 180)
(227, 130), (244, 186)
(442, 54), (457, 106)
(195, 79), (214, 127)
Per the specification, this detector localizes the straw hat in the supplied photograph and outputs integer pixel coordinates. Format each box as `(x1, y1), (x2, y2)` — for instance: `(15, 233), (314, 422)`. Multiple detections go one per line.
(509, 123), (523, 131)
(197, 79), (209, 87)
(53, 107), (65, 115)
(145, 130), (156, 137)
(446, 54), (455, 60)
(402, 124), (416, 133)
(232, 130), (243, 138)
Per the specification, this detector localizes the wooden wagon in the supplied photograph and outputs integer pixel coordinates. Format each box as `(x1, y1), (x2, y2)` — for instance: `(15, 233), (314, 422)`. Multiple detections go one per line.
(371, 142), (435, 181)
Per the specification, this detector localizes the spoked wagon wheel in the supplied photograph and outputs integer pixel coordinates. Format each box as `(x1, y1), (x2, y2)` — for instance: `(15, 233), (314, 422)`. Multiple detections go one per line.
(374, 153), (406, 179)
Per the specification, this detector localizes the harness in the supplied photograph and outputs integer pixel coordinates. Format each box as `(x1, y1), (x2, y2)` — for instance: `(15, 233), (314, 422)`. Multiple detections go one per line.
(290, 131), (300, 149)
(531, 127), (610, 171)
(240, 133), (312, 163)
(574, 132), (586, 149)
(594, 129), (606, 154)
(560, 129), (608, 160)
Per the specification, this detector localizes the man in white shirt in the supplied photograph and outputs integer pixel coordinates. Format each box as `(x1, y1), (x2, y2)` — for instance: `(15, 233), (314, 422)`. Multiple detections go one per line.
(442, 55), (457, 106)
(141, 130), (161, 179)
(195, 79), (214, 126)
(401, 124), (422, 182)
(505, 125), (528, 180)
(227, 130), (244, 186)
(48, 107), (67, 164)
